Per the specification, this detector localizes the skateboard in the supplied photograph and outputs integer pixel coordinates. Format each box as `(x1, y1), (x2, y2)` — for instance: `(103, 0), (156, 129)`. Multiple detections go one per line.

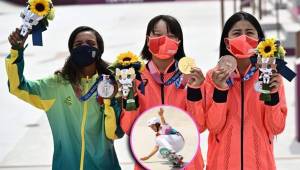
(159, 147), (184, 168)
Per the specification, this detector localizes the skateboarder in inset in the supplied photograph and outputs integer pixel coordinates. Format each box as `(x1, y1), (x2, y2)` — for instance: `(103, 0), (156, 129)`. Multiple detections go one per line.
(140, 108), (185, 168)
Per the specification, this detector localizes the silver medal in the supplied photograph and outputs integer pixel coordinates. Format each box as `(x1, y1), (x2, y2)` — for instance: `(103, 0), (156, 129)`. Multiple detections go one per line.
(97, 75), (115, 98)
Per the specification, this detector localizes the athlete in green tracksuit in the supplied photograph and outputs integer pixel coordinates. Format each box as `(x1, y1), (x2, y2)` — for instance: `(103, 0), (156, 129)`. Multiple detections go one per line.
(6, 26), (124, 170)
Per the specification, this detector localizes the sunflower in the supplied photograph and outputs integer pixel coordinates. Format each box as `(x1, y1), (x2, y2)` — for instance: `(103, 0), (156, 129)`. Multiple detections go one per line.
(257, 38), (277, 58)
(29, 0), (51, 16)
(117, 51), (139, 66)
(139, 60), (146, 72)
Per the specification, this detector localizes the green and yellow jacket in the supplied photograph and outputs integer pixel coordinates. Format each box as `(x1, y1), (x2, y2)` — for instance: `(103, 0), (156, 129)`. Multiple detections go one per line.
(5, 48), (124, 170)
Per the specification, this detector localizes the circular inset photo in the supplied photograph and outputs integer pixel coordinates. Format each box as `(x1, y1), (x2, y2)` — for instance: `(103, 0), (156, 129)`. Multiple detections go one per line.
(130, 106), (199, 170)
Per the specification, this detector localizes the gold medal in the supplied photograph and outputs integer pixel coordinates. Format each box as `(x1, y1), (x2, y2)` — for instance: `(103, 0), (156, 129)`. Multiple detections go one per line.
(178, 57), (196, 74)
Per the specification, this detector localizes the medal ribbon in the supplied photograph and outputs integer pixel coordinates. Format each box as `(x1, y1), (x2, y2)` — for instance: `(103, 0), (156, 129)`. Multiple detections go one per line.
(79, 77), (101, 102)
(148, 61), (183, 88)
(79, 75), (115, 101)
(226, 66), (257, 87)
(31, 20), (47, 46)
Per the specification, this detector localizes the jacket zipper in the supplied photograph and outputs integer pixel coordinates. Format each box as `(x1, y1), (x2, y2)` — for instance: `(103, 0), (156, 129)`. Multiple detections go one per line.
(160, 73), (165, 104)
(216, 135), (220, 143)
(241, 81), (244, 170)
(80, 78), (89, 170)
(268, 134), (272, 144)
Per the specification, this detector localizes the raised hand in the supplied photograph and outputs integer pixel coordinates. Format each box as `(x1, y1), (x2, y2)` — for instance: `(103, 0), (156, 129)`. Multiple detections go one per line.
(8, 28), (28, 49)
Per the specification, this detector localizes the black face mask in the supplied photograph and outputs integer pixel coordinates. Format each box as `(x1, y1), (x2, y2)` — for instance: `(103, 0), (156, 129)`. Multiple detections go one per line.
(70, 45), (100, 68)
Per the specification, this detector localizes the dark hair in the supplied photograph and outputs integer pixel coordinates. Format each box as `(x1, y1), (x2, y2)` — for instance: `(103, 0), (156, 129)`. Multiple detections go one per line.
(55, 26), (110, 85)
(220, 11), (265, 58)
(155, 123), (161, 133)
(141, 15), (185, 61)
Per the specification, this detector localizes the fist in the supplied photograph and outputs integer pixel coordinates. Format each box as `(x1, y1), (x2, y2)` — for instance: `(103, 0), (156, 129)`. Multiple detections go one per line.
(187, 67), (205, 88)
(211, 66), (231, 90)
(158, 108), (164, 116)
(8, 28), (28, 49)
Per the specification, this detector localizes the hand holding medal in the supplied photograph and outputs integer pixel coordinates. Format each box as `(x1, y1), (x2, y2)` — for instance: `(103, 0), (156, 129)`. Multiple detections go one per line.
(218, 55), (237, 74)
(178, 57), (196, 74)
(19, 0), (55, 46)
(210, 55), (237, 90)
(178, 57), (205, 88)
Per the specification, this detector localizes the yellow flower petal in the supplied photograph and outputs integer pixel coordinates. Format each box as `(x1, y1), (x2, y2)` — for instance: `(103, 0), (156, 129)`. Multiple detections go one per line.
(117, 51), (140, 66)
(29, 0), (50, 16)
(257, 38), (277, 58)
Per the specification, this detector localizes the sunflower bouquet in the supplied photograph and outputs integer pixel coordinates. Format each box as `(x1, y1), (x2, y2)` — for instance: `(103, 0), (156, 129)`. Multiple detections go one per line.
(255, 38), (295, 101)
(20, 0), (55, 46)
(109, 51), (145, 111)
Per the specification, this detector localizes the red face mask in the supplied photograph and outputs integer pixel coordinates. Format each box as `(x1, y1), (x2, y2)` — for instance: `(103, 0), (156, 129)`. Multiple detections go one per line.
(226, 35), (258, 59)
(148, 35), (179, 60)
